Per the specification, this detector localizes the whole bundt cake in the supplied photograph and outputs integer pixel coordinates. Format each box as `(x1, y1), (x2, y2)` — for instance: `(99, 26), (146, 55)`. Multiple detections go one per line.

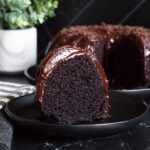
(36, 46), (109, 125)
(50, 24), (150, 89)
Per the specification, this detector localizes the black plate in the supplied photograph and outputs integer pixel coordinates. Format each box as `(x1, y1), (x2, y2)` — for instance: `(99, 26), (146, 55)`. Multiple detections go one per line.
(24, 65), (38, 85)
(5, 91), (148, 138)
(111, 89), (150, 101)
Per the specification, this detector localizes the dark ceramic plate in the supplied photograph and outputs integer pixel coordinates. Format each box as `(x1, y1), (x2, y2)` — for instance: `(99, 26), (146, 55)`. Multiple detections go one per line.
(5, 91), (148, 138)
(111, 89), (150, 102)
(24, 65), (38, 85)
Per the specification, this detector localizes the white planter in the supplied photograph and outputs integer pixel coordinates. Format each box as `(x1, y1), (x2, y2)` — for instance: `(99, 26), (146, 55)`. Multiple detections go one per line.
(0, 27), (37, 73)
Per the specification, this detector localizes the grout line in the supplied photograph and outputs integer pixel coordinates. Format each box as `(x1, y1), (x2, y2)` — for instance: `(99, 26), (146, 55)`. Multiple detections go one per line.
(66, 0), (95, 27)
(119, 0), (147, 24)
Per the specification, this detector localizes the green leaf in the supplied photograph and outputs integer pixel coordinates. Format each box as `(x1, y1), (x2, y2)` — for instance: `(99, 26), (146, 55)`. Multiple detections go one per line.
(0, 0), (59, 29)
(5, 11), (31, 29)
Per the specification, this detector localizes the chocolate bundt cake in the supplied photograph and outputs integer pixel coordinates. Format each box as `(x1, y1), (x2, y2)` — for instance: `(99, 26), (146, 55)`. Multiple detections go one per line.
(36, 46), (109, 125)
(50, 24), (150, 89)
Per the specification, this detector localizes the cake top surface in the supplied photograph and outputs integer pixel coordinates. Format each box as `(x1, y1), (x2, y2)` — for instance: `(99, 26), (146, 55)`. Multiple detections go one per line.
(51, 25), (104, 52)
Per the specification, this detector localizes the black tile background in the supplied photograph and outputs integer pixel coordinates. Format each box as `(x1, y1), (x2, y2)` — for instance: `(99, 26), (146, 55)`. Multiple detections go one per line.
(123, 0), (150, 27)
(37, 0), (150, 62)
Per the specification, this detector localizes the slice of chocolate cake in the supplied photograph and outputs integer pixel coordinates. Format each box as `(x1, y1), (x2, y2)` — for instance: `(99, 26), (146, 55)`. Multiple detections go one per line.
(36, 46), (109, 125)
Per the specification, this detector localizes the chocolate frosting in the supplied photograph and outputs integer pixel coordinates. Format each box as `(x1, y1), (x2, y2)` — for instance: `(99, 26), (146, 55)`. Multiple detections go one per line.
(51, 25), (105, 63)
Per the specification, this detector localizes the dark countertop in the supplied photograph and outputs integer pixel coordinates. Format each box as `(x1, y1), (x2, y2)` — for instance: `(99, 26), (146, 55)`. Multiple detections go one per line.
(0, 73), (150, 150)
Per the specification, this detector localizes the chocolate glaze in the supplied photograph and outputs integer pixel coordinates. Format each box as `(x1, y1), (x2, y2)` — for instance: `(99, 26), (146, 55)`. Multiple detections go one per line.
(51, 25), (105, 63)
(36, 46), (109, 114)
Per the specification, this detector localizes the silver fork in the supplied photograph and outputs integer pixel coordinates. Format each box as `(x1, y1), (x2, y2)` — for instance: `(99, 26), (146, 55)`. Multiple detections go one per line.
(0, 81), (35, 110)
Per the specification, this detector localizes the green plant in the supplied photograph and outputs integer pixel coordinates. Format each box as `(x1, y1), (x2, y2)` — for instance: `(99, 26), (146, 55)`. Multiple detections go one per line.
(0, 0), (58, 29)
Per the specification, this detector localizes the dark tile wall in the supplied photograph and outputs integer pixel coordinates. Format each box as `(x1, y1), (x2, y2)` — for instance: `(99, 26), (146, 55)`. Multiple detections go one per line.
(71, 0), (142, 25)
(37, 0), (90, 61)
(37, 0), (150, 62)
(123, 0), (150, 27)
